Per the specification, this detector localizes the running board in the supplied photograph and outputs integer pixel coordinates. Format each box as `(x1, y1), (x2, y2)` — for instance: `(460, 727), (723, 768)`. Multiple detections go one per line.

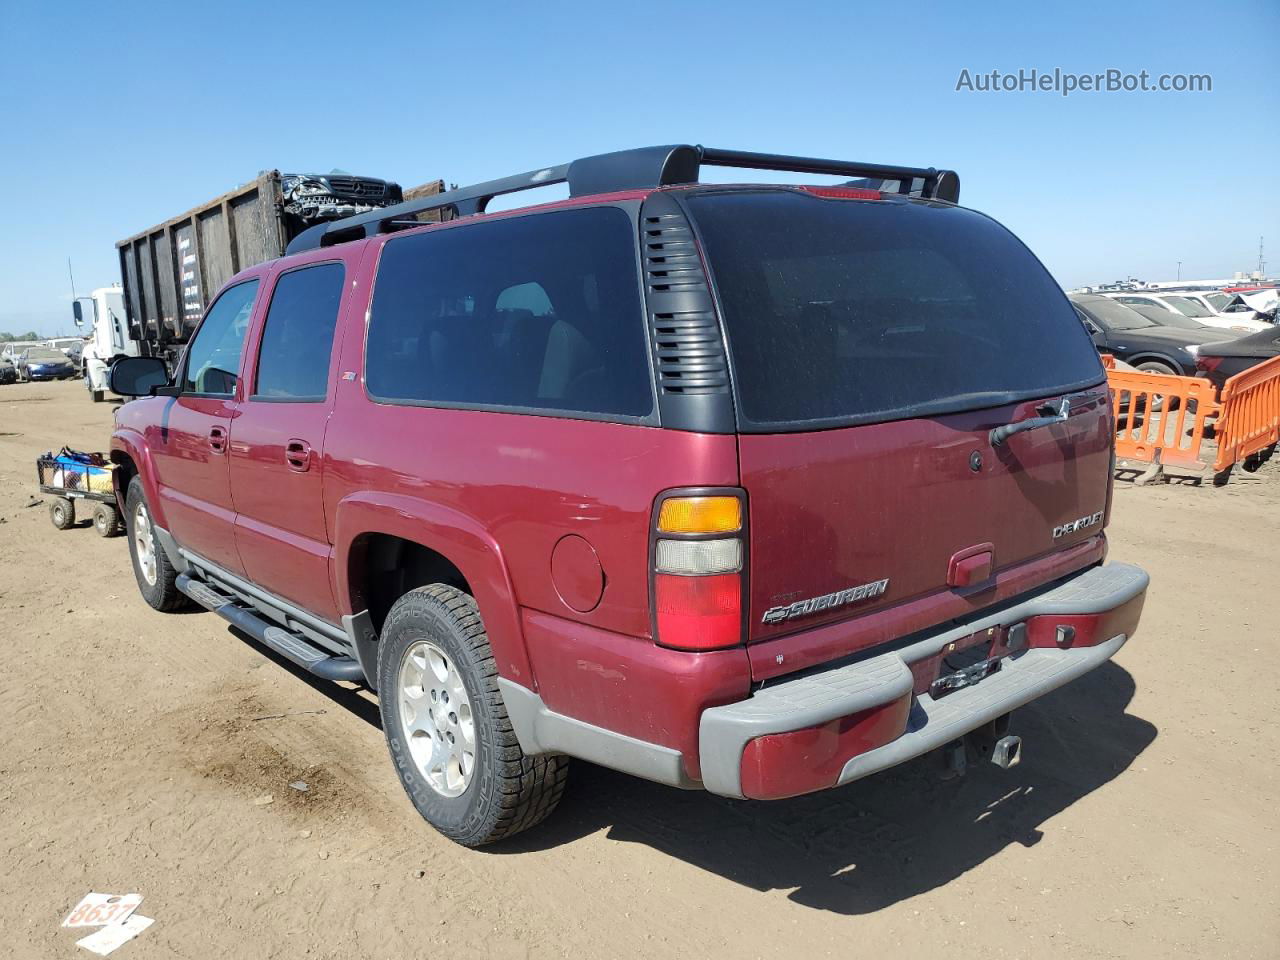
(176, 573), (364, 683)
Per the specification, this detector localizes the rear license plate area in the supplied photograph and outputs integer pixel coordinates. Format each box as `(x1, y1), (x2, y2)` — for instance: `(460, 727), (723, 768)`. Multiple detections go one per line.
(910, 624), (1023, 698)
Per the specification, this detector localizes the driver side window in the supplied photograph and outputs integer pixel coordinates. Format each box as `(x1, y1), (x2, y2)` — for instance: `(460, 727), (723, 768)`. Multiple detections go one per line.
(181, 280), (259, 395)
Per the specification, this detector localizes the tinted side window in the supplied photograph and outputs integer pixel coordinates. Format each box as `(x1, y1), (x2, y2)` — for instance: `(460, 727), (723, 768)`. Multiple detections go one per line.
(182, 280), (259, 395)
(253, 263), (345, 400)
(366, 208), (652, 419)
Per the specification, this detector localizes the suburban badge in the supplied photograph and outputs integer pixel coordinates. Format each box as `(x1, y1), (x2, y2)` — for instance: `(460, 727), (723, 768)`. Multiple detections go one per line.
(762, 579), (890, 624)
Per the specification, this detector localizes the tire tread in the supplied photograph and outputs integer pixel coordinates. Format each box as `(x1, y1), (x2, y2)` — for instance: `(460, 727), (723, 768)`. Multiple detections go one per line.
(380, 584), (567, 845)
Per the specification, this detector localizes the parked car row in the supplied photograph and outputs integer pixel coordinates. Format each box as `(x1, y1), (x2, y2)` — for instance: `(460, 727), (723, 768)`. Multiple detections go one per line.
(1070, 294), (1229, 376)
(1070, 290), (1280, 387)
(0, 338), (88, 384)
(1101, 290), (1272, 332)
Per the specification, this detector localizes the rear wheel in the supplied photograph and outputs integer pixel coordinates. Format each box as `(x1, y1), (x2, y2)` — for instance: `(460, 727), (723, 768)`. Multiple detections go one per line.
(125, 477), (188, 611)
(48, 497), (75, 530)
(378, 584), (568, 846)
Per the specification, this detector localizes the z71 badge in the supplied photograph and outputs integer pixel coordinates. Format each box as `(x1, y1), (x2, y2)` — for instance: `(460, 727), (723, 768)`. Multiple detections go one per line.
(762, 578), (890, 625)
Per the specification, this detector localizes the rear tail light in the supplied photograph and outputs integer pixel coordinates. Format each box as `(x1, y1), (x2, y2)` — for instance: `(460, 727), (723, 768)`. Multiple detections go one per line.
(655, 574), (741, 651)
(652, 492), (746, 652)
(657, 496), (741, 534)
(1195, 355), (1223, 373)
(655, 538), (741, 575)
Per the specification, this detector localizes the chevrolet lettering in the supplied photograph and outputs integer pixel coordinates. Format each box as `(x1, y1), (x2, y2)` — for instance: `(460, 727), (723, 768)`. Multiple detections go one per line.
(1053, 511), (1104, 539)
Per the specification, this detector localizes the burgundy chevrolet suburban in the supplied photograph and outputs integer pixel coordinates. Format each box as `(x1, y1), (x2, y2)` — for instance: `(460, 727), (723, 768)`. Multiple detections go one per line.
(109, 145), (1148, 846)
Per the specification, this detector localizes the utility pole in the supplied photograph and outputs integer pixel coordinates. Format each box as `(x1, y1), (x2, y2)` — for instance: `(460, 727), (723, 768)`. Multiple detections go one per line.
(1177, 261), (1182, 281)
(1259, 236), (1266, 278)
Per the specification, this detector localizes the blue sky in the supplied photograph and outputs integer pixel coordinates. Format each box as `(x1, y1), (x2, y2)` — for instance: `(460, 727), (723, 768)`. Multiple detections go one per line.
(1, 0), (1276, 335)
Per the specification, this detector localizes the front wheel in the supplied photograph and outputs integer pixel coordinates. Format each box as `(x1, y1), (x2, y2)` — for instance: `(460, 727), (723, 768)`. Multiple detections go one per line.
(377, 584), (568, 846)
(125, 477), (188, 611)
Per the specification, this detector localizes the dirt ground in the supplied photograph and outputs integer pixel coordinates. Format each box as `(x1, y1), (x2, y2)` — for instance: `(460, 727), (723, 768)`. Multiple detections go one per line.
(1, 379), (1277, 960)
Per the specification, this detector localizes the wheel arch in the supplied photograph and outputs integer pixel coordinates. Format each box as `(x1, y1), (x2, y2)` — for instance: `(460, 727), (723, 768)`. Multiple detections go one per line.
(109, 430), (164, 524)
(332, 492), (533, 687)
(1124, 352), (1187, 374)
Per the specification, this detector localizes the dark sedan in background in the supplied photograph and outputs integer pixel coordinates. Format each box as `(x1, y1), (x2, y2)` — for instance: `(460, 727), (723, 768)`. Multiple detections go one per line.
(1069, 294), (1229, 376)
(1191, 327), (1280, 390)
(16, 347), (77, 381)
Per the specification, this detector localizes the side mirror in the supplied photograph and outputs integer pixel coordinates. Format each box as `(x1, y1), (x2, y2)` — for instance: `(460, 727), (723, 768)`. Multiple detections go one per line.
(109, 356), (170, 397)
(72, 301), (84, 327)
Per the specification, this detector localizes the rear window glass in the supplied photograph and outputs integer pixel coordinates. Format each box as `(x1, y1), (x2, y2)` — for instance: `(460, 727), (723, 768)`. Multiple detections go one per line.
(365, 207), (653, 419)
(687, 191), (1103, 428)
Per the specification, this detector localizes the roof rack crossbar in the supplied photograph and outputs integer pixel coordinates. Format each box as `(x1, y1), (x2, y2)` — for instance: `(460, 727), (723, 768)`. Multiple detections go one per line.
(285, 144), (958, 255)
(698, 147), (932, 184)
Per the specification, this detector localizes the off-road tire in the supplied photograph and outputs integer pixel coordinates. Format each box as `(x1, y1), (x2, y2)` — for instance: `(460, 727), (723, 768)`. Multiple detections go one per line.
(49, 497), (75, 530)
(93, 502), (121, 537)
(377, 584), (568, 846)
(125, 476), (188, 611)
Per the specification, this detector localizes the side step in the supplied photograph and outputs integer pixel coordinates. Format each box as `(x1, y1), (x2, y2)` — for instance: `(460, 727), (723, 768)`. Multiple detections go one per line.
(176, 573), (364, 683)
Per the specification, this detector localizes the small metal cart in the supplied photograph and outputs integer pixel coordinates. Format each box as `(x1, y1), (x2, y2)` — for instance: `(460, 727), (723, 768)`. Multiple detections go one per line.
(36, 450), (122, 536)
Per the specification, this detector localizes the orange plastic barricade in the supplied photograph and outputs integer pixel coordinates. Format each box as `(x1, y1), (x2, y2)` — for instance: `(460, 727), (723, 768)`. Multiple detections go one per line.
(1106, 367), (1221, 474)
(1213, 354), (1280, 474)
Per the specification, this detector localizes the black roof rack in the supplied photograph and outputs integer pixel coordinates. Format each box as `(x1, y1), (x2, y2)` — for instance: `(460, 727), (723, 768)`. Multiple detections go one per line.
(285, 144), (960, 255)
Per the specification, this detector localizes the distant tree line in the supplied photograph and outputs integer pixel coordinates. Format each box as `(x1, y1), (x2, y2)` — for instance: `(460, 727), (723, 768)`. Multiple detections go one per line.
(0, 331), (41, 342)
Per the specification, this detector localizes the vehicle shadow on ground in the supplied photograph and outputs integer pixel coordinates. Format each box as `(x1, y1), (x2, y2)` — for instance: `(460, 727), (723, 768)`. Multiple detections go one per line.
(220, 625), (1154, 916)
(501, 662), (1156, 916)
(226, 627), (383, 728)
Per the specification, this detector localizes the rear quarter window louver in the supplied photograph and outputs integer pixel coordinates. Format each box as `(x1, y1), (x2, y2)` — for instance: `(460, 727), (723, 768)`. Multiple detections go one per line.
(643, 210), (729, 396)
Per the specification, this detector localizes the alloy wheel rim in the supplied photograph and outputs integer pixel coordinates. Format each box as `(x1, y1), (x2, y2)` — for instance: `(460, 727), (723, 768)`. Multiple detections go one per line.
(134, 503), (157, 586)
(398, 640), (476, 798)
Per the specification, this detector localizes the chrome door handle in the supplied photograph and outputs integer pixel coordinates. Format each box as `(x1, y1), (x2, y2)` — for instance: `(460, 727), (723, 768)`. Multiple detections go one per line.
(208, 426), (227, 454)
(285, 439), (312, 472)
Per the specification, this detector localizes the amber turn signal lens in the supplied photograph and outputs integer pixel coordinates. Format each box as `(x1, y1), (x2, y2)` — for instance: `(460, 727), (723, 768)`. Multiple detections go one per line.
(657, 496), (742, 535)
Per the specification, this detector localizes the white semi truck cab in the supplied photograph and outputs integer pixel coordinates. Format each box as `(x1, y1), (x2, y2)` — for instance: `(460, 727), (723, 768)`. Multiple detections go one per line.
(73, 285), (138, 402)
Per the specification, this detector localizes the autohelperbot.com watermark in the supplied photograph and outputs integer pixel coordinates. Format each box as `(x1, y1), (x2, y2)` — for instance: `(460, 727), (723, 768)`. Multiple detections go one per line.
(955, 67), (1212, 97)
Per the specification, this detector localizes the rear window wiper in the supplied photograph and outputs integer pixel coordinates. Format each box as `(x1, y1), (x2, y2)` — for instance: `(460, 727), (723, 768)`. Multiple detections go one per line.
(988, 395), (1072, 447)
